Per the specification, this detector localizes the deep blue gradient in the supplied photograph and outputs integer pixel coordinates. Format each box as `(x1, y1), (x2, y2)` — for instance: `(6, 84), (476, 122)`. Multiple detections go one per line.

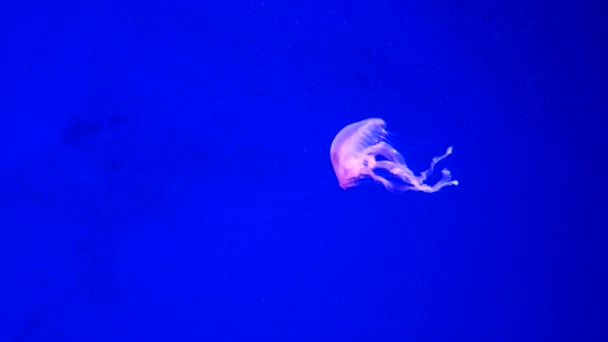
(1, 1), (605, 341)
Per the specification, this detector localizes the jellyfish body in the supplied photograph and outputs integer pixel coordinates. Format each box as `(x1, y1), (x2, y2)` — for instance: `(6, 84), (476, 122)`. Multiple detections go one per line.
(330, 118), (458, 192)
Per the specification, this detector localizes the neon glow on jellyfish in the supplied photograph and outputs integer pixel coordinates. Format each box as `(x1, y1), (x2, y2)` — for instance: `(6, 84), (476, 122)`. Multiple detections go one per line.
(330, 118), (458, 193)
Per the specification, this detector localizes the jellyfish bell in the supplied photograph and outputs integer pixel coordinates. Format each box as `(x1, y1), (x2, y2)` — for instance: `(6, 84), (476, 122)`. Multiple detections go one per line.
(330, 118), (458, 193)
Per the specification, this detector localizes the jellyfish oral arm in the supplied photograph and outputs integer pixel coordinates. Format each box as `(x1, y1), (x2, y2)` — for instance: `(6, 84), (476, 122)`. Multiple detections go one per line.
(367, 145), (458, 193)
(417, 146), (459, 192)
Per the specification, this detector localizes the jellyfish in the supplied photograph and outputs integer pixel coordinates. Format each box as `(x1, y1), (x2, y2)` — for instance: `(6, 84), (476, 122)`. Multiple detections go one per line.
(330, 118), (458, 192)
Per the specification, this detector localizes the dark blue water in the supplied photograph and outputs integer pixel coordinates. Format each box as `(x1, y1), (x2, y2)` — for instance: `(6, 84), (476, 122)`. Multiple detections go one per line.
(1, 1), (605, 341)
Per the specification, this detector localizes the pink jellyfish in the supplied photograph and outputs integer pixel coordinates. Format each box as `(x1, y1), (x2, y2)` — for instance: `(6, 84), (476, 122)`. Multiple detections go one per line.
(330, 118), (458, 192)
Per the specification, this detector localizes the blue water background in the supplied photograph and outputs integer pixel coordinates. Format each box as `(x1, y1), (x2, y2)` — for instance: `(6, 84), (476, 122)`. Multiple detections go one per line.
(1, 1), (604, 341)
